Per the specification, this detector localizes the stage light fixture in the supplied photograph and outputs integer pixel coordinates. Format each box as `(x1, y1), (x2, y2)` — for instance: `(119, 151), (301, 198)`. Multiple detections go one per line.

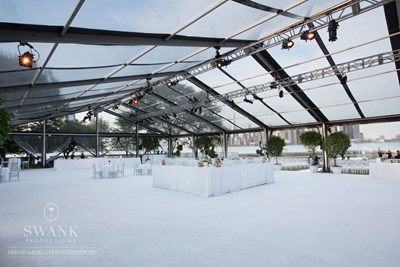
(281, 39), (294, 50)
(278, 89), (284, 98)
(128, 99), (133, 106)
(17, 42), (40, 68)
(133, 98), (139, 104)
(340, 75), (347, 85)
(243, 97), (253, 104)
(328, 19), (339, 42)
(300, 30), (315, 41)
(167, 80), (178, 87)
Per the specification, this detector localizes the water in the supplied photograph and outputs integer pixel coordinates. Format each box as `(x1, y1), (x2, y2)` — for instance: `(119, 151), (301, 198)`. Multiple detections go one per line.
(223, 142), (400, 155)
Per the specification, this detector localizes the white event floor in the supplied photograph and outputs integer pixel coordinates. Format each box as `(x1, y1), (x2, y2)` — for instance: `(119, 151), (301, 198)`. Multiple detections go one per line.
(0, 168), (400, 267)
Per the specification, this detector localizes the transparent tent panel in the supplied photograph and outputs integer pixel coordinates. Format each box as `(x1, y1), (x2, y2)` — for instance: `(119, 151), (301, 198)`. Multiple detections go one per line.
(0, 70), (38, 87)
(72, 0), (216, 33)
(221, 57), (270, 88)
(359, 97), (400, 118)
(345, 65), (399, 102)
(0, 0), (76, 25)
(195, 70), (243, 95)
(2, 90), (31, 104)
(180, 1), (278, 38)
(111, 65), (165, 78)
(300, 76), (353, 108)
(29, 85), (88, 98)
(319, 104), (361, 121)
(37, 68), (115, 83)
(235, 8), (298, 40)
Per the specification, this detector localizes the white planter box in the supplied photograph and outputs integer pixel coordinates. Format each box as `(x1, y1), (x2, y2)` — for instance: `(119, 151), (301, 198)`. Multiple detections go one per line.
(310, 165), (318, 173)
(274, 164), (282, 171)
(331, 166), (342, 174)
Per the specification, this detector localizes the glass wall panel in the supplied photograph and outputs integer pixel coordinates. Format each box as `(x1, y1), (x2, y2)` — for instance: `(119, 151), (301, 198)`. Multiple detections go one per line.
(0, 0), (77, 25)
(72, 0), (216, 33)
(181, 1), (275, 38)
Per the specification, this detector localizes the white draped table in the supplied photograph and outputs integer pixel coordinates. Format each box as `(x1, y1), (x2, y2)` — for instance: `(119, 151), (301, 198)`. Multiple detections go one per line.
(369, 162), (400, 180)
(152, 163), (274, 197)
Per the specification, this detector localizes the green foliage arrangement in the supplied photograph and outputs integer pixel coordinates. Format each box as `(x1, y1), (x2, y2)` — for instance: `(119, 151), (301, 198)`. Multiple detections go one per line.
(267, 135), (286, 164)
(299, 131), (322, 156)
(140, 136), (160, 154)
(194, 135), (221, 159)
(256, 141), (267, 157)
(322, 131), (351, 167)
(0, 97), (12, 148)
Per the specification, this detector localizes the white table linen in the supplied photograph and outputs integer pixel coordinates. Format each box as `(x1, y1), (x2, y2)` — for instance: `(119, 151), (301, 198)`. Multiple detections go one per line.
(152, 163), (274, 197)
(100, 164), (119, 178)
(369, 162), (400, 180)
(1, 167), (10, 181)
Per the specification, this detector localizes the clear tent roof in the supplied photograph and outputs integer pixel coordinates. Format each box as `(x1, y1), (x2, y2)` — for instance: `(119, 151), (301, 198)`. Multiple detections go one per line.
(0, 0), (399, 136)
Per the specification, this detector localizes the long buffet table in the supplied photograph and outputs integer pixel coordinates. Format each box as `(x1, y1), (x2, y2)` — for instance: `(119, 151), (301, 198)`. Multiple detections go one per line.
(369, 162), (400, 180)
(152, 163), (274, 197)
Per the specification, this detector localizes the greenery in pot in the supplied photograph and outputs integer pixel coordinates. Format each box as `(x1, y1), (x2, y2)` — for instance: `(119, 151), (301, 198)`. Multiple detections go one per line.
(299, 131), (322, 165)
(140, 137), (160, 154)
(322, 131), (351, 167)
(267, 135), (286, 165)
(194, 136), (221, 159)
(256, 141), (267, 157)
(0, 97), (12, 149)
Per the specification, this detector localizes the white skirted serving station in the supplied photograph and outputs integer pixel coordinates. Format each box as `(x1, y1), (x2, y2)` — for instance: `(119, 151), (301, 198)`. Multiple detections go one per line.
(152, 162), (274, 197)
(369, 162), (400, 180)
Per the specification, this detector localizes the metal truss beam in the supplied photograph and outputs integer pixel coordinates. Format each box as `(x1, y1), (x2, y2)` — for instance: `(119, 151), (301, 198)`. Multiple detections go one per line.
(0, 22), (253, 48)
(187, 76), (268, 128)
(162, 0), (393, 85)
(132, 49), (400, 120)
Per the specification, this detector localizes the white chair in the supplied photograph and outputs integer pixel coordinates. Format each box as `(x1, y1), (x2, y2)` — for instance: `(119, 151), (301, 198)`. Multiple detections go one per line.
(92, 164), (103, 179)
(0, 158), (3, 183)
(8, 158), (20, 181)
(133, 162), (142, 176)
(118, 163), (125, 177)
(22, 156), (30, 170)
(108, 164), (119, 179)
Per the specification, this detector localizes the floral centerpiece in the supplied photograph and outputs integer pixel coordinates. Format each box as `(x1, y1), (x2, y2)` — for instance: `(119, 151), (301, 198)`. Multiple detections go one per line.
(214, 159), (221, 167)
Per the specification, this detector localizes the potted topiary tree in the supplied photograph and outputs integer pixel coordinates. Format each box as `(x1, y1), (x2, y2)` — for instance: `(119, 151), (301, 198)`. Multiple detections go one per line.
(299, 131), (322, 173)
(267, 135), (286, 170)
(322, 131), (351, 174)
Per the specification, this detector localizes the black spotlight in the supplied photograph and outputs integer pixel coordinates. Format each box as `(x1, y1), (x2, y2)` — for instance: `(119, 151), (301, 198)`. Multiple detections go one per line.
(282, 39), (294, 50)
(167, 81), (178, 87)
(128, 99), (134, 106)
(328, 19), (339, 42)
(19, 51), (35, 68)
(243, 97), (253, 104)
(340, 75), (347, 85)
(17, 42), (39, 68)
(278, 89), (284, 98)
(300, 30), (315, 41)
